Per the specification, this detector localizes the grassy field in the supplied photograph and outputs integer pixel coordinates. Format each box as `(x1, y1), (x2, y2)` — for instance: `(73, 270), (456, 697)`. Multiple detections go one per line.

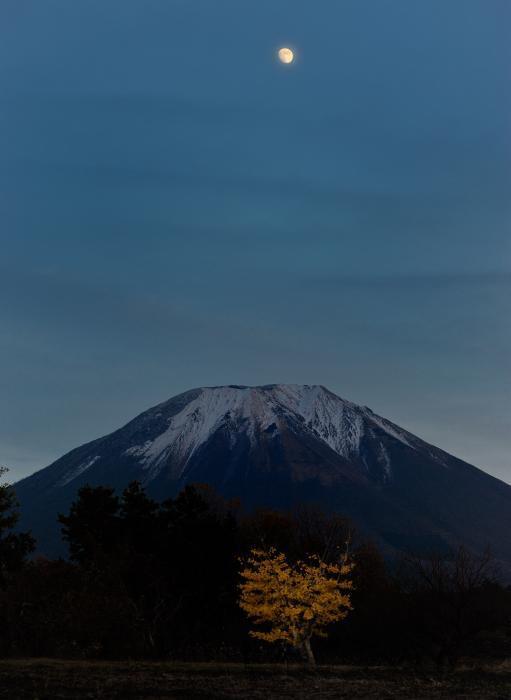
(1, 659), (511, 699)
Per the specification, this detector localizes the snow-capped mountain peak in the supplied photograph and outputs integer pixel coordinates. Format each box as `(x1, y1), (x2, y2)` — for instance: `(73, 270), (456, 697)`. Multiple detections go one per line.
(16, 383), (511, 572)
(117, 384), (421, 482)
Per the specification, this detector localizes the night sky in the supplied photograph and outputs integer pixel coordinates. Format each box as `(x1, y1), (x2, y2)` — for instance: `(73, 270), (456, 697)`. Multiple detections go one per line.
(1, 1), (510, 483)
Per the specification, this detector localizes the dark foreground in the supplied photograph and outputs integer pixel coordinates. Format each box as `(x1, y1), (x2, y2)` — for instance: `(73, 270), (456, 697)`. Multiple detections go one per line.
(1, 660), (511, 700)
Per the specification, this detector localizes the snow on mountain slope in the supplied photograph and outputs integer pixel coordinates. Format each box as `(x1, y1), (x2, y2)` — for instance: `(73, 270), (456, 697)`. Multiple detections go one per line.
(21, 385), (451, 494)
(117, 384), (424, 482)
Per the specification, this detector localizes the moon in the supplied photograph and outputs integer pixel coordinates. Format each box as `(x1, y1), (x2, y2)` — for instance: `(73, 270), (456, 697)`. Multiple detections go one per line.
(278, 47), (294, 64)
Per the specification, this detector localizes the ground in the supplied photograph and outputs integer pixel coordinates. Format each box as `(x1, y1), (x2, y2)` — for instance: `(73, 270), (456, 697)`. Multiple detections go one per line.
(1, 659), (511, 699)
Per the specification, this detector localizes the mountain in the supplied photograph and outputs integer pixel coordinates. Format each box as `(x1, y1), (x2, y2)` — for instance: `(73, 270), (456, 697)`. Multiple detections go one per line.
(14, 384), (511, 569)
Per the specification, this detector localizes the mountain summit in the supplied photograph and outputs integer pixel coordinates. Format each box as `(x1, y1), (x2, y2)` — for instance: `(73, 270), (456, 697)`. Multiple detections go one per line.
(15, 384), (511, 568)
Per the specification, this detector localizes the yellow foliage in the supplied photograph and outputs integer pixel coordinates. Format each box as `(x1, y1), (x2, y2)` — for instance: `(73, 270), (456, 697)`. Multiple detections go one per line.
(239, 548), (353, 654)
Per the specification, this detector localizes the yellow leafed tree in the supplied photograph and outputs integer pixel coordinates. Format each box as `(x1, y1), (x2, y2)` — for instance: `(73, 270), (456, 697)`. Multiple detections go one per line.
(239, 547), (353, 665)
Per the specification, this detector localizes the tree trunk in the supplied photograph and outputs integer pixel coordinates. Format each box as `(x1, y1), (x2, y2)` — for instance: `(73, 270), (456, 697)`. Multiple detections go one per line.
(302, 637), (316, 667)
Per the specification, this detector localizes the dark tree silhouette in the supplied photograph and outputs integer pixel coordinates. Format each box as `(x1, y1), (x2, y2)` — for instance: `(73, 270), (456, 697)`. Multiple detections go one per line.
(0, 466), (34, 588)
(58, 485), (121, 564)
(394, 546), (504, 667)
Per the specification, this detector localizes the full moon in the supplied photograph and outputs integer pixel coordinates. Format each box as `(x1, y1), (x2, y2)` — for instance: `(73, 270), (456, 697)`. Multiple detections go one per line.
(278, 47), (294, 64)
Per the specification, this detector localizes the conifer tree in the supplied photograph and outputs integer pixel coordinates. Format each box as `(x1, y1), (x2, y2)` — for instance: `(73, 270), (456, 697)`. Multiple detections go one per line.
(58, 484), (120, 564)
(0, 467), (35, 587)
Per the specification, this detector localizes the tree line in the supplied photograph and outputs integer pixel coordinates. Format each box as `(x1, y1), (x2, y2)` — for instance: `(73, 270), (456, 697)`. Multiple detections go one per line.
(1, 466), (510, 666)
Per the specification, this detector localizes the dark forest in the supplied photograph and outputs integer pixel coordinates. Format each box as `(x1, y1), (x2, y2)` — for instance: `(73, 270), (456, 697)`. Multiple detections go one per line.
(1, 471), (510, 668)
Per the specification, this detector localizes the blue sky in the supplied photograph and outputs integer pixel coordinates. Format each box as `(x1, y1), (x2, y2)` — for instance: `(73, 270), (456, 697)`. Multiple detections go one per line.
(1, 0), (510, 483)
